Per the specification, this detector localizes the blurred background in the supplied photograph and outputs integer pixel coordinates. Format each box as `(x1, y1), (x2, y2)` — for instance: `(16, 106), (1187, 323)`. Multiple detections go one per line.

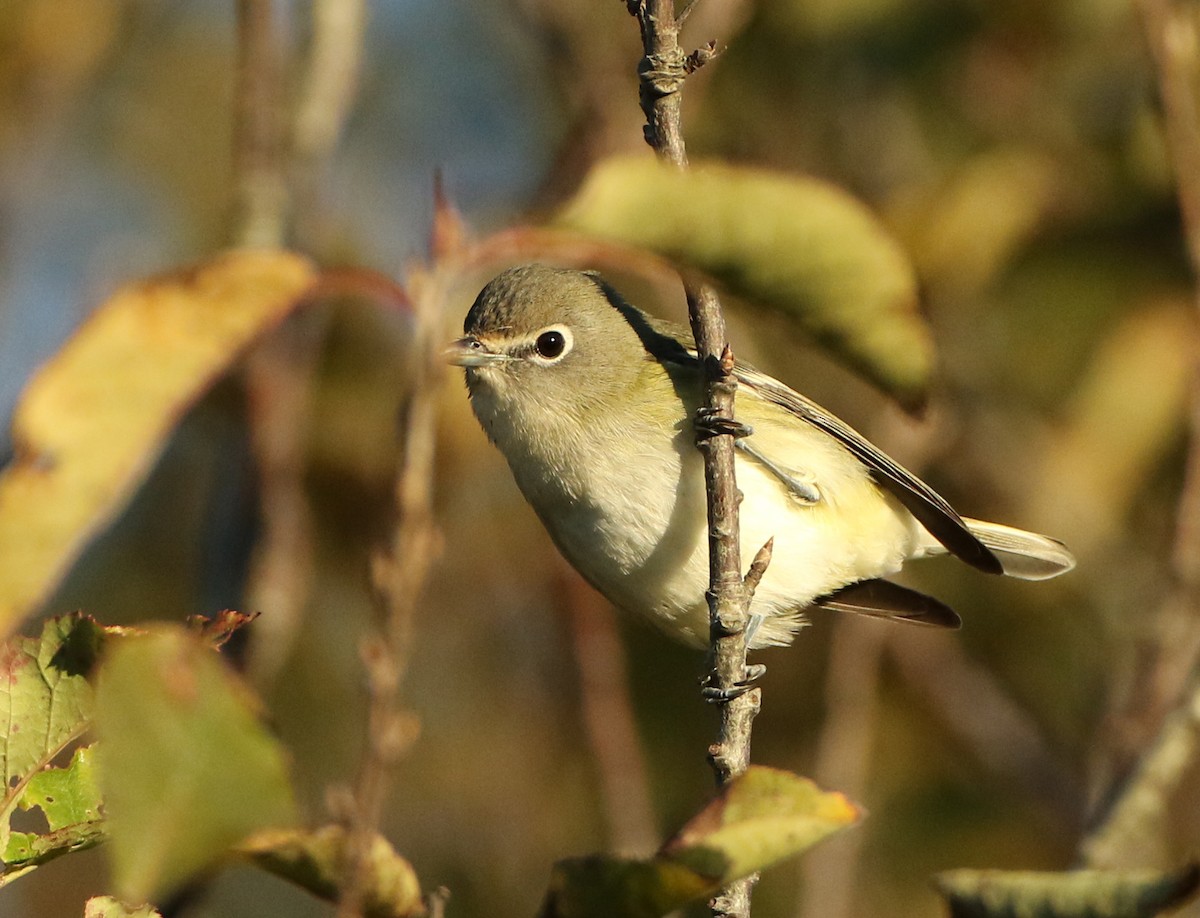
(1, 0), (1197, 916)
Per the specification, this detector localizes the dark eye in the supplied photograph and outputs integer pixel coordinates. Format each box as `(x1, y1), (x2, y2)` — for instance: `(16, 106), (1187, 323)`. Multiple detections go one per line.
(535, 330), (566, 359)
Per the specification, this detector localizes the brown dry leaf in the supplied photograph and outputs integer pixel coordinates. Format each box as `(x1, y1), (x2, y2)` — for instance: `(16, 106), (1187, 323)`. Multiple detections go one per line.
(0, 249), (319, 636)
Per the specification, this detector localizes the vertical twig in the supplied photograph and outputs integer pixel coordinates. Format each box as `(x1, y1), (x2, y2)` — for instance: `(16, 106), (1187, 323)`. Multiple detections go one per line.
(232, 0), (314, 690)
(240, 2), (368, 688)
(564, 568), (660, 855)
(336, 273), (439, 917)
(625, 3), (761, 915)
(243, 320), (323, 689)
(1079, 0), (1200, 867)
(797, 619), (886, 918)
(231, 0), (289, 248)
(292, 0), (367, 241)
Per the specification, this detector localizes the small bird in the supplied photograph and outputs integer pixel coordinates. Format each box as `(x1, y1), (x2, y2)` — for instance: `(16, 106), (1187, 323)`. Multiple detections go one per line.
(448, 263), (1074, 649)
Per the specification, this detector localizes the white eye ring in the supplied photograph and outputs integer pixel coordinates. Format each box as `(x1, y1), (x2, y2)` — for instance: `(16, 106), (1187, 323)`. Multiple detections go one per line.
(529, 325), (573, 365)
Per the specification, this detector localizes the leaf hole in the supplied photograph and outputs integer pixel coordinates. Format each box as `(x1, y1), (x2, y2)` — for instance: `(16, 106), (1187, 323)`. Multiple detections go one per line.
(9, 805), (49, 836)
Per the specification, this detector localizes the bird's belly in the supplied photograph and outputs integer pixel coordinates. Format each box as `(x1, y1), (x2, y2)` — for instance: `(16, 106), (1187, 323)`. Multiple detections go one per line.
(523, 443), (920, 649)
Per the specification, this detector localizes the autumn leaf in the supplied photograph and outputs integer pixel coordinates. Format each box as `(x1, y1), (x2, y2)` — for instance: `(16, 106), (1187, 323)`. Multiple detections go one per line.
(555, 155), (934, 408)
(0, 249), (319, 636)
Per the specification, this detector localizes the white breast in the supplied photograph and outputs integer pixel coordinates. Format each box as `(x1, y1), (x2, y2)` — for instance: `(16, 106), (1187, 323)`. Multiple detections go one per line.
(490, 387), (925, 649)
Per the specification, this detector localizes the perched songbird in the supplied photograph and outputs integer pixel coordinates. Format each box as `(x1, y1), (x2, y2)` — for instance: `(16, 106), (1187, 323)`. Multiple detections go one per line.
(448, 264), (1074, 649)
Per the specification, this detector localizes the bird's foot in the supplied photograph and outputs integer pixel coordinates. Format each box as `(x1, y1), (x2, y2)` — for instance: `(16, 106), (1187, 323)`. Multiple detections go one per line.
(695, 407), (752, 441)
(700, 663), (766, 703)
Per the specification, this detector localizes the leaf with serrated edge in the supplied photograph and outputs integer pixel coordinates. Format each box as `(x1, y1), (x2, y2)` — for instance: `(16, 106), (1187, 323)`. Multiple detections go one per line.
(0, 615), (103, 852)
(95, 626), (297, 904)
(539, 767), (859, 918)
(935, 866), (1200, 918)
(555, 155), (933, 408)
(0, 249), (318, 636)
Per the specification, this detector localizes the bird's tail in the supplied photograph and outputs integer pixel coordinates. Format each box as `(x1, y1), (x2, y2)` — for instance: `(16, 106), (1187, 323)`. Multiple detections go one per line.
(960, 518), (1075, 580)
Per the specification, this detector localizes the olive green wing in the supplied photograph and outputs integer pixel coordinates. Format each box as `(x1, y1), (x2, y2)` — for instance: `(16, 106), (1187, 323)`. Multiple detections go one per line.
(735, 365), (1003, 575)
(590, 277), (1002, 574)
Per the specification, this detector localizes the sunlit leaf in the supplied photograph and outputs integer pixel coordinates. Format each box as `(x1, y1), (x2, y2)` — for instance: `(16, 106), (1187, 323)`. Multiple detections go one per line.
(934, 865), (1200, 918)
(554, 155), (933, 407)
(540, 766), (860, 918)
(0, 249), (319, 636)
(238, 825), (424, 918)
(662, 765), (862, 882)
(2, 746), (106, 885)
(0, 615), (107, 884)
(95, 626), (297, 904)
(0, 614), (101, 793)
(83, 897), (163, 918)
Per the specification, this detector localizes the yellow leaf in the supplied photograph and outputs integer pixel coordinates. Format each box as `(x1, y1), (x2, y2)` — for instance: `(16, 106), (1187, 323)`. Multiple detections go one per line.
(0, 250), (319, 636)
(555, 155), (933, 408)
(540, 767), (860, 918)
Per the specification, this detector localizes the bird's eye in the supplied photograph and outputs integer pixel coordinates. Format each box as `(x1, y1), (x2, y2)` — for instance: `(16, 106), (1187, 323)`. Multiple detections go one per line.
(533, 326), (572, 362)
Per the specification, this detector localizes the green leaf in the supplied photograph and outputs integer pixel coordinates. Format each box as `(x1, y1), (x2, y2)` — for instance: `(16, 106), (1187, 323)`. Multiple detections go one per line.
(1, 743), (107, 885)
(238, 825), (424, 918)
(95, 626), (297, 905)
(0, 614), (105, 860)
(554, 155), (934, 408)
(0, 250), (319, 636)
(83, 897), (163, 918)
(661, 765), (863, 882)
(21, 744), (103, 832)
(934, 865), (1200, 918)
(540, 766), (860, 918)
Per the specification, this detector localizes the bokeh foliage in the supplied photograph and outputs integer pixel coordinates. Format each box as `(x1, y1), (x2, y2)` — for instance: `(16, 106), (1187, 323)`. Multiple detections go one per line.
(0, 0), (1197, 916)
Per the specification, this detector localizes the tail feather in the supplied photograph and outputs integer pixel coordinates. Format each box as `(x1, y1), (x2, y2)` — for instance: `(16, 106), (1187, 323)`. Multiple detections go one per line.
(960, 518), (1075, 581)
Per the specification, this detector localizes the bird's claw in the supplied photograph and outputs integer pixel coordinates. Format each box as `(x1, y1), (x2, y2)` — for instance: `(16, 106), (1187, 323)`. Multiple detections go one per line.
(700, 663), (767, 703)
(695, 408), (752, 441)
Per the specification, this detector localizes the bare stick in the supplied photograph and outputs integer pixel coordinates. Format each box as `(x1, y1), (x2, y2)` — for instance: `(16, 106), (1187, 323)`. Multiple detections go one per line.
(242, 2), (367, 688)
(232, 0), (289, 248)
(625, 3), (760, 915)
(565, 568), (660, 854)
(233, 0), (315, 689)
(243, 317), (325, 689)
(292, 0), (366, 239)
(336, 278), (440, 917)
(797, 619), (886, 918)
(1079, 0), (1200, 865)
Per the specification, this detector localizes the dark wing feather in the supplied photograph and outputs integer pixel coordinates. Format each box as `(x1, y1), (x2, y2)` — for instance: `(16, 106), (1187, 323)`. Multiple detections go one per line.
(736, 366), (1003, 574)
(816, 579), (962, 628)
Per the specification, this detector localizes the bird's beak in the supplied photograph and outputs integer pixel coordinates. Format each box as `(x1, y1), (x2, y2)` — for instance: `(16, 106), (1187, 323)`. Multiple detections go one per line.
(445, 335), (511, 367)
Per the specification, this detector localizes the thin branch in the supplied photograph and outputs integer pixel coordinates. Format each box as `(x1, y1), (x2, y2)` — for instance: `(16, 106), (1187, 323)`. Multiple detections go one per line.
(565, 567), (660, 855)
(336, 274), (440, 917)
(242, 2), (368, 689)
(797, 619), (887, 918)
(1078, 0), (1200, 865)
(292, 0), (367, 241)
(243, 316), (326, 689)
(1082, 667), (1200, 868)
(625, 3), (760, 916)
(231, 0), (289, 248)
